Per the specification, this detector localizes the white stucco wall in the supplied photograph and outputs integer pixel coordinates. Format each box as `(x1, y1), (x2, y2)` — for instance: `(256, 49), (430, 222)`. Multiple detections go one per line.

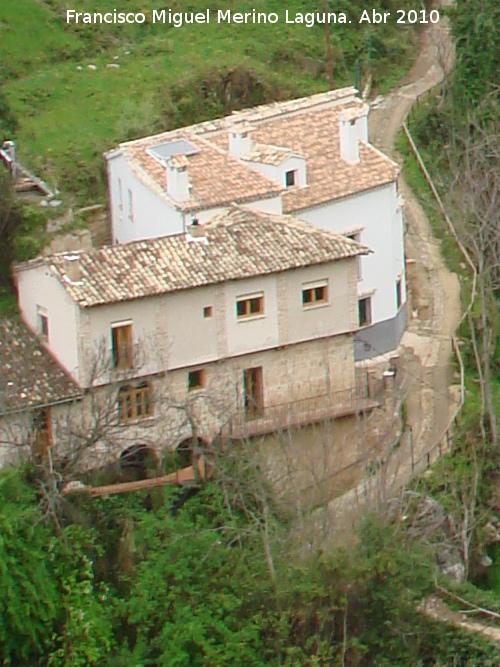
(77, 256), (358, 384)
(107, 153), (184, 244)
(297, 182), (406, 327)
(244, 155), (306, 189)
(241, 196), (283, 216)
(16, 265), (81, 382)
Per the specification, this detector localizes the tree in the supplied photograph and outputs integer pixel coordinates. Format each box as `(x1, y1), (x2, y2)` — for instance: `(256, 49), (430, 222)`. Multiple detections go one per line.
(446, 100), (500, 445)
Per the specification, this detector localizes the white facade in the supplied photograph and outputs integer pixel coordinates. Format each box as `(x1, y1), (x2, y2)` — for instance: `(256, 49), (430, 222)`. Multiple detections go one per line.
(16, 258), (357, 390)
(107, 152), (184, 244)
(298, 183), (406, 330)
(105, 93), (406, 360)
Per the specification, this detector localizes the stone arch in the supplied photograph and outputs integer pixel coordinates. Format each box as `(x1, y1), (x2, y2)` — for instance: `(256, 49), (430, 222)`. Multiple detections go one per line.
(119, 443), (158, 479)
(175, 437), (210, 468)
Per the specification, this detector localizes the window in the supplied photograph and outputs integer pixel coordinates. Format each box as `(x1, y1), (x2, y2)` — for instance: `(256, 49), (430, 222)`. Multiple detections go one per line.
(236, 294), (264, 319)
(358, 297), (372, 328)
(244, 367), (264, 419)
(285, 170), (296, 187)
(203, 306), (213, 318)
(347, 232), (362, 280)
(111, 324), (133, 369)
(128, 188), (134, 222)
(118, 382), (153, 422)
(302, 281), (328, 307)
(188, 369), (204, 391)
(33, 408), (51, 456)
(396, 279), (402, 310)
(38, 311), (49, 340)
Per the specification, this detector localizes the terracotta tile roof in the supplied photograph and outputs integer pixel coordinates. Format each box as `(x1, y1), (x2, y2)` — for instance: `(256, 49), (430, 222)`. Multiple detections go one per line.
(27, 206), (370, 308)
(0, 319), (81, 416)
(112, 87), (398, 213)
(124, 136), (284, 212)
(241, 144), (296, 166)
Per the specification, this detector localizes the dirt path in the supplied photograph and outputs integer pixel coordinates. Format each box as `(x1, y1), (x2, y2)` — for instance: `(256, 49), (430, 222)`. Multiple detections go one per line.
(421, 596), (500, 645)
(369, 0), (461, 482)
(310, 1), (463, 543)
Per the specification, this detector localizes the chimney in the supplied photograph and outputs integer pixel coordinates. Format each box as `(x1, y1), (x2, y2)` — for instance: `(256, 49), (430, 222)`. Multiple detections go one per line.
(166, 155), (190, 201)
(228, 122), (252, 158)
(339, 114), (359, 164)
(63, 254), (81, 283)
(188, 217), (205, 238)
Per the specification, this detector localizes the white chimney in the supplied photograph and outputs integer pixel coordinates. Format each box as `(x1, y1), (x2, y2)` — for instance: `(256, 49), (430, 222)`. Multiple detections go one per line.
(166, 155), (189, 201)
(339, 114), (359, 164)
(63, 254), (81, 283)
(228, 122), (252, 158)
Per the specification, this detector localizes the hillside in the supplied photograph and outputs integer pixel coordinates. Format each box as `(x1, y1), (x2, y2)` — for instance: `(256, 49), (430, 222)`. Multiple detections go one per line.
(1, 0), (430, 202)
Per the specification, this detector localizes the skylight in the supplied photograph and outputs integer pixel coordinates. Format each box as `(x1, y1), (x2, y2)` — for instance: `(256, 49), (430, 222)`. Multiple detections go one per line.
(147, 139), (200, 163)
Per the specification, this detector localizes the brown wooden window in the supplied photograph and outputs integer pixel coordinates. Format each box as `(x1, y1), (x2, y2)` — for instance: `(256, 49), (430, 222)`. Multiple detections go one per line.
(302, 283), (328, 307)
(188, 369), (204, 391)
(111, 324), (133, 369)
(396, 279), (402, 310)
(244, 367), (264, 419)
(358, 297), (372, 327)
(118, 382), (152, 422)
(236, 294), (264, 319)
(203, 306), (213, 318)
(33, 408), (51, 456)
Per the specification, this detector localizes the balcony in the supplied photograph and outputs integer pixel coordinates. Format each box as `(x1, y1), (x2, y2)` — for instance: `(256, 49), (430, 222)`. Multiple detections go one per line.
(223, 383), (380, 440)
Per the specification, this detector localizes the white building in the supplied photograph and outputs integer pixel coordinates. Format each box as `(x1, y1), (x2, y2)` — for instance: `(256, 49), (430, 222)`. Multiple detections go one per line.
(13, 207), (378, 466)
(106, 87), (406, 361)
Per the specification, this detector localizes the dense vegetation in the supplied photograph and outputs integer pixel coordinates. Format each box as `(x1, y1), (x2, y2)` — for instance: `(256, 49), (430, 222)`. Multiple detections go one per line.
(0, 0), (429, 202)
(4, 0), (500, 663)
(3, 463), (500, 667)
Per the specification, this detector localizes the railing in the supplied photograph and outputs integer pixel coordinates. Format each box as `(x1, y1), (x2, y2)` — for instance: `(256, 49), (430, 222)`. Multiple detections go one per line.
(223, 380), (380, 439)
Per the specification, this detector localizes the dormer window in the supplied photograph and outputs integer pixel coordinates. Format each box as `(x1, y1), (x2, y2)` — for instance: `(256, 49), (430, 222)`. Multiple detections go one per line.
(285, 170), (296, 187)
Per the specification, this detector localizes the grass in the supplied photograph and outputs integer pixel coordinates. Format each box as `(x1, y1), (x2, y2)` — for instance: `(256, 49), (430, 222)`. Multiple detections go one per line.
(1, 0), (427, 203)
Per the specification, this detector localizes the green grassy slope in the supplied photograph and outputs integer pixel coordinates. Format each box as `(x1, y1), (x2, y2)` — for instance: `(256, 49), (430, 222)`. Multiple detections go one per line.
(1, 0), (429, 202)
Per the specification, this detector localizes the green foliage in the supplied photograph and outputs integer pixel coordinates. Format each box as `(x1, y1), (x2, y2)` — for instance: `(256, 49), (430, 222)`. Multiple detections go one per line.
(0, 471), (59, 664)
(48, 526), (114, 667)
(449, 0), (500, 102)
(1, 0), (427, 201)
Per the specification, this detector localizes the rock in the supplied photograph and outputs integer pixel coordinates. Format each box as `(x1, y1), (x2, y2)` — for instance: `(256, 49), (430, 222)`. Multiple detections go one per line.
(46, 207), (73, 233)
(106, 63), (120, 69)
(113, 55), (119, 60)
(440, 561), (466, 583)
(77, 65), (83, 71)
(484, 521), (500, 543)
(48, 199), (62, 208)
(480, 555), (493, 568)
(88, 64), (97, 71)
(63, 480), (87, 493)
(39, 199), (49, 207)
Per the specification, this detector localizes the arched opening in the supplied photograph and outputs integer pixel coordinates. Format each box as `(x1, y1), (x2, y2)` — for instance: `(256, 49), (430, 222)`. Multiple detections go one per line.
(119, 444), (158, 480)
(175, 437), (209, 468)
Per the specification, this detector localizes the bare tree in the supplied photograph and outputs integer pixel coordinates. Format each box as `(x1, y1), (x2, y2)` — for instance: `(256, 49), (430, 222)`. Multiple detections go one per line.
(447, 101), (500, 445)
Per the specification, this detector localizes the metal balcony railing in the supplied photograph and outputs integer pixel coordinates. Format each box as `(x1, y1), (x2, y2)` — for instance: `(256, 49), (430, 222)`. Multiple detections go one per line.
(223, 381), (380, 439)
